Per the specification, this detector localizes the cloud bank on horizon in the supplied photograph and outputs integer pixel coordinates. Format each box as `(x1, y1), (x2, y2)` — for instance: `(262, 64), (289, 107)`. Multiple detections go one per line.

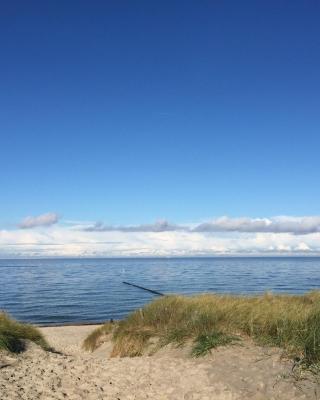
(83, 216), (320, 235)
(1, 213), (320, 258)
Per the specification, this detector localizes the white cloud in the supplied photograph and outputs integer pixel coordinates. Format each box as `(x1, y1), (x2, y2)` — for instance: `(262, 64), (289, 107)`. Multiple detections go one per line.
(1, 215), (320, 257)
(1, 225), (320, 258)
(19, 212), (60, 229)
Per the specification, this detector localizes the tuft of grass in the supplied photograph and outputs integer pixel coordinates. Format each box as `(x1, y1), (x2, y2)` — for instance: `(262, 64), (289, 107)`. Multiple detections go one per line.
(0, 312), (49, 353)
(84, 291), (320, 365)
(303, 307), (320, 364)
(111, 325), (154, 357)
(82, 322), (114, 352)
(191, 331), (240, 357)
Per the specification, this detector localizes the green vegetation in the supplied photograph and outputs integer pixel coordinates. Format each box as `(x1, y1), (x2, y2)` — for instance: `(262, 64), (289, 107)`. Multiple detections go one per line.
(191, 331), (240, 357)
(84, 291), (320, 365)
(0, 312), (49, 353)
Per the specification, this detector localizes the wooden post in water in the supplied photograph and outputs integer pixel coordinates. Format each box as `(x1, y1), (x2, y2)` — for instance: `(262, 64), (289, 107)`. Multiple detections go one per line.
(122, 281), (164, 296)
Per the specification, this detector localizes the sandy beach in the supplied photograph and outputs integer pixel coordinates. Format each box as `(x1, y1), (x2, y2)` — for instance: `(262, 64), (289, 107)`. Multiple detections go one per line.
(0, 324), (318, 400)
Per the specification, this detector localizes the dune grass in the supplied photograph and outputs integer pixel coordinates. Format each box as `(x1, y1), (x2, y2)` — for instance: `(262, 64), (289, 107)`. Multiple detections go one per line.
(83, 322), (114, 352)
(0, 312), (49, 353)
(84, 291), (320, 365)
(191, 331), (240, 357)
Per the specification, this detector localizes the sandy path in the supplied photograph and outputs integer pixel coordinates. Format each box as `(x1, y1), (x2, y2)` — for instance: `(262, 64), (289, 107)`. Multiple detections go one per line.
(0, 325), (318, 399)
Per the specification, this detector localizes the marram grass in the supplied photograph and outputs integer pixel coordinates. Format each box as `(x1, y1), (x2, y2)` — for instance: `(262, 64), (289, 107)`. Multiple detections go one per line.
(83, 322), (114, 351)
(84, 291), (320, 365)
(191, 331), (240, 357)
(0, 312), (49, 353)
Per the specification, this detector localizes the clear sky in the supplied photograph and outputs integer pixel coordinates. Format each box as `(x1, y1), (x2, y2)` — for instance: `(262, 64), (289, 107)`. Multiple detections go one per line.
(1, 1), (320, 257)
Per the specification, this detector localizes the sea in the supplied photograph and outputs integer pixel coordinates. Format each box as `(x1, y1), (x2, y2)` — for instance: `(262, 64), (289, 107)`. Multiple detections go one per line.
(0, 257), (319, 325)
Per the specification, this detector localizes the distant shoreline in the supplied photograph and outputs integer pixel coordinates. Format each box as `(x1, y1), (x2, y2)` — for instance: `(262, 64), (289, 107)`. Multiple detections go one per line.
(1, 255), (320, 260)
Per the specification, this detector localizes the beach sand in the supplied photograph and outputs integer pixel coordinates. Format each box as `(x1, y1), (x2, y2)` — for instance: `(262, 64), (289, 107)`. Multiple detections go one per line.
(0, 325), (319, 400)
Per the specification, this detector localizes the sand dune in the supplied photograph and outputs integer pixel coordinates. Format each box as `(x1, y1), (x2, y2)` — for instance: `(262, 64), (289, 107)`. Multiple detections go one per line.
(0, 325), (318, 399)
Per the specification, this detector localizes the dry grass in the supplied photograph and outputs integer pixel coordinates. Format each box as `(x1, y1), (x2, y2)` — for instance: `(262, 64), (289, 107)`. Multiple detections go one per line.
(84, 291), (320, 364)
(0, 312), (49, 353)
(82, 322), (114, 352)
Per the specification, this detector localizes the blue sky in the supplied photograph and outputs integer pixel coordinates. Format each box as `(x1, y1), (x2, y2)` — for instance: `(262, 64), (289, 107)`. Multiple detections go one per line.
(1, 1), (320, 257)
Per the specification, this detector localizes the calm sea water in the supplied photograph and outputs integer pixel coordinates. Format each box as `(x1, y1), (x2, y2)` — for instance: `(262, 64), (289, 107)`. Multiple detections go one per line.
(0, 257), (319, 325)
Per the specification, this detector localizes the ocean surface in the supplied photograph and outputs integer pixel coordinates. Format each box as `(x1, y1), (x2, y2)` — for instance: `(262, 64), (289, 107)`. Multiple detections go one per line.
(0, 257), (319, 325)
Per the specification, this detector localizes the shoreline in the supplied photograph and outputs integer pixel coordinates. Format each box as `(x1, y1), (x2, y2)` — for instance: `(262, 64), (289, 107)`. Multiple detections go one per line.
(35, 321), (106, 328)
